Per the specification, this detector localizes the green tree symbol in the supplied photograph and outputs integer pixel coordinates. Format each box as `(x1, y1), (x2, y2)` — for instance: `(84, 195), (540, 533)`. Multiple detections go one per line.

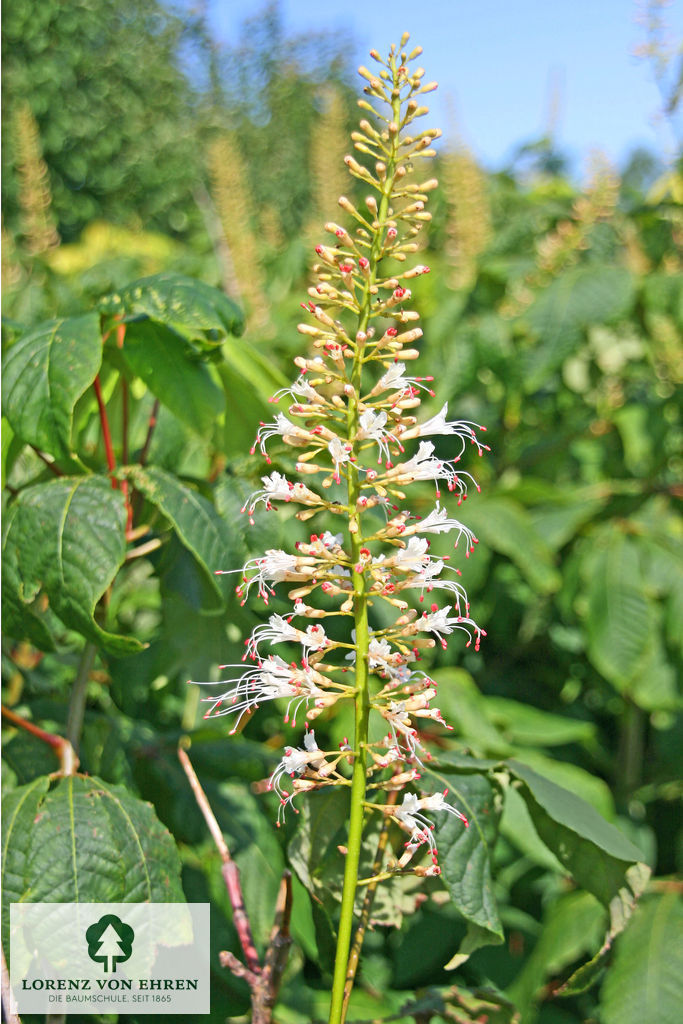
(86, 914), (135, 973)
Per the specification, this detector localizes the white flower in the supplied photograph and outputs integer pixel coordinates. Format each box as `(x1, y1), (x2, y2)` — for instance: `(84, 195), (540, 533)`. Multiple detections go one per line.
(267, 732), (327, 823)
(373, 362), (435, 398)
(305, 623), (329, 651)
(368, 637), (394, 668)
(357, 409), (397, 463)
(271, 375), (322, 404)
(406, 403), (490, 459)
(410, 502), (479, 554)
(321, 530), (344, 548)
(244, 614), (329, 661)
(394, 790), (468, 860)
(382, 701), (428, 765)
(195, 655), (324, 732)
(241, 472), (293, 523)
(418, 604), (486, 651)
(220, 550), (321, 604)
(388, 441), (480, 502)
(396, 441), (443, 480)
(252, 413), (312, 460)
(244, 613), (301, 658)
(394, 536), (430, 572)
(328, 436), (353, 483)
(405, 559), (470, 613)
(268, 746), (311, 822)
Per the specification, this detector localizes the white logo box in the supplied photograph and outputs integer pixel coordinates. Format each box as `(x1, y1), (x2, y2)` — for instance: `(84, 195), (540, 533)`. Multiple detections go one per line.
(10, 903), (210, 1014)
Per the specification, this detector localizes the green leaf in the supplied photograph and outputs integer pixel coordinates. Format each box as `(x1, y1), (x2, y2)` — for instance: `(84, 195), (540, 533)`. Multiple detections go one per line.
(499, 783), (564, 871)
(585, 532), (656, 692)
(288, 788), (347, 967)
(289, 786), (422, 942)
(119, 320), (225, 437)
(430, 669), (513, 757)
(1, 776), (50, 942)
(101, 272), (244, 347)
(524, 265), (634, 389)
(288, 788), (348, 903)
(126, 465), (238, 607)
(483, 697), (596, 748)
(220, 336), (289, 400)
(2, 501), (60, 650)
(2, 476), (141, 653)
(425, 764), (505, 967)
(529, 495), (607, 551)
(2, 775), (184, 932)
(507, 759), (650, 977)
(599, 894), (683, 1024)
(507, 891), (606, 1017)
(510, 751), (614, 819)
(463, 496), (561, 594)
(1, 314), (103, 458)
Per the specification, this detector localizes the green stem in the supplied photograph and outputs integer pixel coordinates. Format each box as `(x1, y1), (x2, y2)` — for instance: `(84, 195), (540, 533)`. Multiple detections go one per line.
(617, 698), (645, 806)
(328, 59), (403, 1024)
(66, 642), (97, 755)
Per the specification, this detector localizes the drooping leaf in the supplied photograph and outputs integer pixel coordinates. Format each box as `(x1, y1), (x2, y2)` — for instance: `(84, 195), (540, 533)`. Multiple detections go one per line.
(101, 272), (244, 347)
(1, 313), (103, 458)
(2, 476), (141, 653)
(507, 758), (650, 982)
(509, 751), (614, 819)
(584, 531), (656, 693)
(118, 320), (225, 437)
(2, 501), (60, 650)
(2, 774), (184, 935)
(508, 759), (648, 896)
(499, 782), (564, 871)
(126, 465), (238, 607)
(599, 894), (683, 1024)
(425, 759), (505, 966)
(507, 890), (606, 1017)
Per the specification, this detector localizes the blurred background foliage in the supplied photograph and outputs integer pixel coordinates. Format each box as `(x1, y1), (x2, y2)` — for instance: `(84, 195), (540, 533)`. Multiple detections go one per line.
(2, 1), (681, 1022)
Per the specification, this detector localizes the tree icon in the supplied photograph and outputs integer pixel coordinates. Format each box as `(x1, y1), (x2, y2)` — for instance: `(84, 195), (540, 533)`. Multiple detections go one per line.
(86, 914), (135, 973)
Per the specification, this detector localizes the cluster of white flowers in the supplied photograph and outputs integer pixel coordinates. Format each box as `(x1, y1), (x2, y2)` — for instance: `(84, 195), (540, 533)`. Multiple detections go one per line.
(192, 39), (488, 872)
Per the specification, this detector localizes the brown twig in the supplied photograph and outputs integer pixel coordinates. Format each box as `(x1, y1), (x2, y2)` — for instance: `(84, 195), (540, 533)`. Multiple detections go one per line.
(177, 746), (260, 971)
(29, 445), (63, 477)
(253, 870), (293, 1022)
(92, 374), (117, 485)
(178, 745), (293, 1023)
(116, 324), (134, 532)
(1, 943), (21, 1024)
(1, 704), (79, 776)
(139, 398), (160, 467)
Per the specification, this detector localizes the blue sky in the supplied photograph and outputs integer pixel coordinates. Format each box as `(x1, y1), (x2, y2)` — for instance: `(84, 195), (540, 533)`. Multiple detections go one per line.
(202, 0), (681, 174)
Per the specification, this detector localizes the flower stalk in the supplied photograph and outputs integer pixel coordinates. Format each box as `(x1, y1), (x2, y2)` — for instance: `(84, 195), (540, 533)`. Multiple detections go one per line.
(192, 35), (488, 1024)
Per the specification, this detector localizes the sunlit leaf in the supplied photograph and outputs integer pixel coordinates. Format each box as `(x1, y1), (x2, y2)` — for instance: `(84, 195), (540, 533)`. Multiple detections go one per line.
(126, 465), (238, 607)
(2, 476), (141, 653)
(2, 774), (184, 934)
(119, 319), (225, 437)
(101, 272), (244, 347)
(2, 314), (102, 458)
